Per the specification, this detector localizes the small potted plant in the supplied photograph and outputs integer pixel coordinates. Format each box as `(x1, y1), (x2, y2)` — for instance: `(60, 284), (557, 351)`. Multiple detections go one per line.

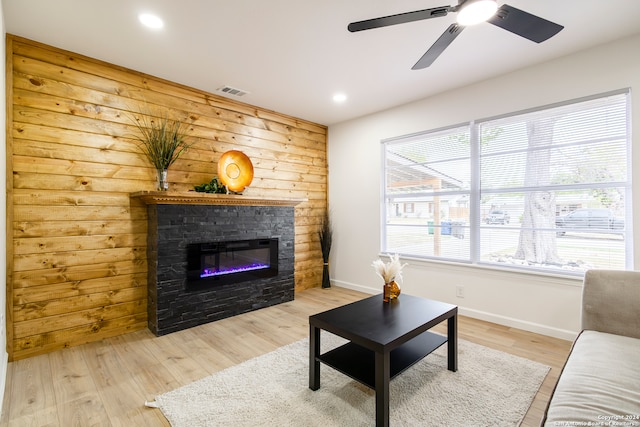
(194, 177), (227, 194)
(131, 111), (193, 191)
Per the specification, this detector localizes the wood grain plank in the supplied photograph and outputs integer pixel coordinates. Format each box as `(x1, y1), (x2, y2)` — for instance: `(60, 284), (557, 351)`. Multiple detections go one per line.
(14, 300), (146, 338)
(12, 314), (148, 360)
(14, 273), (146, 304)
(6, 355), (56, 422)
(48, 348), (111, 426)
(12, 261), (146, 288)
(13, 247), (146, 272)
(14, 287), (147, 322)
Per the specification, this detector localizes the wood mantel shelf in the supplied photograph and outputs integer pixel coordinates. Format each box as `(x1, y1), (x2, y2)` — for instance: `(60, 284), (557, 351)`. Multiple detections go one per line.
(131, 191), (307, 207)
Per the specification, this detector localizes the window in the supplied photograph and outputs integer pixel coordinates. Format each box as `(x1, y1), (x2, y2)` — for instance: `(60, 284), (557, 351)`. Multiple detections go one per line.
(382, 90), (631, 275)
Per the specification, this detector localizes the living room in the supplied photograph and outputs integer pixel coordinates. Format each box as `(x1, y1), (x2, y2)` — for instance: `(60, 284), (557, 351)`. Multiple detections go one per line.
(2, 1), (640, 426)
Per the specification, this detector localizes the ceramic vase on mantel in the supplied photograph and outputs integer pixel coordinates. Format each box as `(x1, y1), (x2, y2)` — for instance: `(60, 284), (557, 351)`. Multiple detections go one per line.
(383, 280), (401, 303)
(157, 169), (169, 191)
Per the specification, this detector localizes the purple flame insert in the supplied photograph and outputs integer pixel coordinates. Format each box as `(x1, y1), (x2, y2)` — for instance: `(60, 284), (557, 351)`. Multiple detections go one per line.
(201, 262), (270, 278)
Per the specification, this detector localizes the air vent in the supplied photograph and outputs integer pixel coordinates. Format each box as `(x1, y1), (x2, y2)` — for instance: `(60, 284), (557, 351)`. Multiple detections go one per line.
(216, 85), (250, 97)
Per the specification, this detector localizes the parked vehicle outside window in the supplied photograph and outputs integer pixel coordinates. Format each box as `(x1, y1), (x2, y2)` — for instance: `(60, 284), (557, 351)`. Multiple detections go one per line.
(555, 208), (624, 236)
(485, 210), (510, 225)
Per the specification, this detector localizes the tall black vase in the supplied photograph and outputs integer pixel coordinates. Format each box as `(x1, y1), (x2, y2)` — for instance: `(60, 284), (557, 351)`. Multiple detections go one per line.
(322, 262), (331, 288)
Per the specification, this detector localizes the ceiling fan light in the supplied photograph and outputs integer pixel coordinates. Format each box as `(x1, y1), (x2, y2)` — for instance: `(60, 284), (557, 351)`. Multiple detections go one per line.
(457, 0), (498, 26)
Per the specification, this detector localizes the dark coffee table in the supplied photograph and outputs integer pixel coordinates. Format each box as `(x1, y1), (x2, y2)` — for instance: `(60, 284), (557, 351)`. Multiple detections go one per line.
(309, 293), (457, 427)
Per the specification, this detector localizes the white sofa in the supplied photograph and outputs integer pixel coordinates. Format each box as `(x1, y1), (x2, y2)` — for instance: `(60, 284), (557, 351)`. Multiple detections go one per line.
(542, 270), (640, 426)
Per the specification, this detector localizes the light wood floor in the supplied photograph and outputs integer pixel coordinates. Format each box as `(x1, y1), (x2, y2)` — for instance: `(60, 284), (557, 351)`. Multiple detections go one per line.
(0, 287), (572, 426)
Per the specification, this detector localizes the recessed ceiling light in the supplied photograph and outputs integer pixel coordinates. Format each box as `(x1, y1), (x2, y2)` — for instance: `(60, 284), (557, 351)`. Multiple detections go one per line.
(139, 13), (164, 30)
(333, 93), (347, 103)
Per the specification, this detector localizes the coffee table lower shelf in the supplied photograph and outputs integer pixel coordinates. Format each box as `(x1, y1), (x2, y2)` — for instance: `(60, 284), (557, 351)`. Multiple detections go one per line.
(316, 331), (447, 389)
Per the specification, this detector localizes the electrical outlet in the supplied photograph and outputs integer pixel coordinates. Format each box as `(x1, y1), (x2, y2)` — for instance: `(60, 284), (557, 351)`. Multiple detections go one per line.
(456, 285), (465, 298)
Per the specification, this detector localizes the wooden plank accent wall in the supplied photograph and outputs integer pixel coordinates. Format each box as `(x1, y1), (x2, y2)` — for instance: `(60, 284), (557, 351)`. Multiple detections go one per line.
(6, 35), (329, 361)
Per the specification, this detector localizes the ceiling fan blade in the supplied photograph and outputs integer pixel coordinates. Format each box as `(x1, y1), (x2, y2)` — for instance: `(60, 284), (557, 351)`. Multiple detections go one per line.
(412, 23), (464, 70)
(348, 6), (452, 32)
(487, 4), (563, 43)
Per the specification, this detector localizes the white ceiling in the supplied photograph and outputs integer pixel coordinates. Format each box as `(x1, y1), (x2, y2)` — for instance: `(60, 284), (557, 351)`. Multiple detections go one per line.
(4, 0), (640, 126)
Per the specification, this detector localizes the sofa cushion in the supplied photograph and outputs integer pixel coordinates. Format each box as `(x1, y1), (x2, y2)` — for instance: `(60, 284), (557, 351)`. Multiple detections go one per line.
(544, 330), (640, 426)
(582, 270), (640, 339)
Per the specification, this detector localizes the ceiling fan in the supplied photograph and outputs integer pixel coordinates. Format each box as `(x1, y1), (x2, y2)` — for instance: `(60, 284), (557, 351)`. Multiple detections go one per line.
(348, 0), (564, 69)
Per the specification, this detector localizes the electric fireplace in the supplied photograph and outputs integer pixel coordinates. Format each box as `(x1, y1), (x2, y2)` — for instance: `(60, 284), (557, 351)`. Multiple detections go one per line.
(144, 202), (296, 336)
(186, 238), (278, 291)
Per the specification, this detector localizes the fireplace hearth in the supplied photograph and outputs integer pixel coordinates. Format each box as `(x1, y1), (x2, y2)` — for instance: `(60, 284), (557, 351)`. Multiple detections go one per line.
(144, 202), (296, 336)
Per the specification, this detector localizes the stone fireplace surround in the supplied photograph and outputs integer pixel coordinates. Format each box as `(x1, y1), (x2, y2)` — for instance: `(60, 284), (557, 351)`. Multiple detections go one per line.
(133, 192), (305, 336)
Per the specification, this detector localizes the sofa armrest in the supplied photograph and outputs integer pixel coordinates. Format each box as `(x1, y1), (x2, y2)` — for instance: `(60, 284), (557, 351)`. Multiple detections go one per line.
(582, 269), (640, 339)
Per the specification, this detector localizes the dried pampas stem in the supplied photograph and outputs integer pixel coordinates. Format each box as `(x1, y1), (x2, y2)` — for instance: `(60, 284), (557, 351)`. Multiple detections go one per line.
(372, 253), (408, 283)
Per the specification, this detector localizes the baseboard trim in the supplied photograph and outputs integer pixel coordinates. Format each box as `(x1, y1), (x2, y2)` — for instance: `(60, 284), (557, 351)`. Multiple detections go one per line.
(332, 280), (577, 341)
(0, 349), (8, 419)
(332, 280), (378, 296)
(457, 307), (576, 341)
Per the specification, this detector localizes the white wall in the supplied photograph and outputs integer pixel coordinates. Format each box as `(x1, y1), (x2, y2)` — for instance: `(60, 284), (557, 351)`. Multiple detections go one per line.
(327, 34), (640, 341)
(0, 0), (8, 412)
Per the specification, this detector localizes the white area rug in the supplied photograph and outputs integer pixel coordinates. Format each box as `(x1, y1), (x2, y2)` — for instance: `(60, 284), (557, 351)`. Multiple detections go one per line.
(152, 332), (549, 426)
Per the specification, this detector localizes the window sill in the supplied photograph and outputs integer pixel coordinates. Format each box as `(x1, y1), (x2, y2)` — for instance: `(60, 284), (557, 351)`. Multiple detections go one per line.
(388, 254), (584, 288)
